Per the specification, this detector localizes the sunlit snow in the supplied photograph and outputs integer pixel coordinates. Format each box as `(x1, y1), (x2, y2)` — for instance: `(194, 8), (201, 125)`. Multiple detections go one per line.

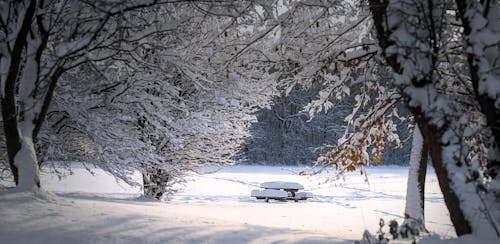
(0, 164), (456, 243)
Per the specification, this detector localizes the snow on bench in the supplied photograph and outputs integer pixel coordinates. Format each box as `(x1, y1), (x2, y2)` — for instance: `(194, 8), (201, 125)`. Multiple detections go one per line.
(251, 181), (312, 202)
(259, 181), (304, 190)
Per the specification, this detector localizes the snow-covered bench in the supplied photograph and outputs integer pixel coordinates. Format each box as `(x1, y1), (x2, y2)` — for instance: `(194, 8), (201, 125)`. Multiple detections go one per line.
(251, 181), (313, 202)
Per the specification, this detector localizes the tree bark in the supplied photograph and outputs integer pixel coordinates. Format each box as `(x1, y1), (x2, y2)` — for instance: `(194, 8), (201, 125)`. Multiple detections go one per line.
(1, 104), (21, 185)
(418, 144), (428, 217)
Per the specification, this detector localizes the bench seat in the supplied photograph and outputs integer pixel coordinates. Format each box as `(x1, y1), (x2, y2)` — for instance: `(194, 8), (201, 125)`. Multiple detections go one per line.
(251, 189), (313, 202)
(251, 189), (288, 199)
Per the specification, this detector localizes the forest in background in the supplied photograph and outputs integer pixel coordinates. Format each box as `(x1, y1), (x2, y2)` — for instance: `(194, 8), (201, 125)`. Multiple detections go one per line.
(241, 85), (412, 165)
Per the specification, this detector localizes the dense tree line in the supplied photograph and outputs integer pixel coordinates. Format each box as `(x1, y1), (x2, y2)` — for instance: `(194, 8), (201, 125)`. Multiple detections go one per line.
(241, 84), (411, 166)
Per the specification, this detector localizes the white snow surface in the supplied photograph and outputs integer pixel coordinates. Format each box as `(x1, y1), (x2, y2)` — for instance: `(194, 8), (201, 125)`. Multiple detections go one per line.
(0, 164), (465, 243)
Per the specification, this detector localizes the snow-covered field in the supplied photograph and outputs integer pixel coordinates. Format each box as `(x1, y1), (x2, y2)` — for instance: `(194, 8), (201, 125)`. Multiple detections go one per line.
(0, 164), (456, 243)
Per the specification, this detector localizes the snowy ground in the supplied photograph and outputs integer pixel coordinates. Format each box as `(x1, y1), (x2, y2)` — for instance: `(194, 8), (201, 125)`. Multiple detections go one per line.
(0, 164), (457, 243)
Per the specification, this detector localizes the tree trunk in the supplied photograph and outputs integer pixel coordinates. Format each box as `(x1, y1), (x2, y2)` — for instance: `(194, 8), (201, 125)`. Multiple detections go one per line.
(1, 102), (41, 190)
(2, 96), (42, 191)
(143, 167), (168, 200)
(13, 137), (41, 191)
(2, 99), (21, 185)
(1, 0), (37, 186)
(403, 126), (428, 230)
(415, 116), (472, 236)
